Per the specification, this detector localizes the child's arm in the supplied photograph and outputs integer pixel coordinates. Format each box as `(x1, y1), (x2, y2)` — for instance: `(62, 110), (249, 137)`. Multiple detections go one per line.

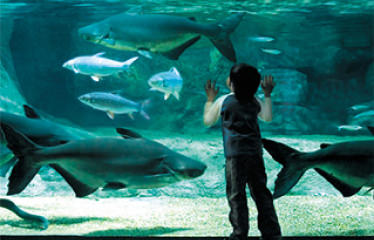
(258, 75), (275, 122)
(204, 94), (228, 127)
(203, 80), (224, 127)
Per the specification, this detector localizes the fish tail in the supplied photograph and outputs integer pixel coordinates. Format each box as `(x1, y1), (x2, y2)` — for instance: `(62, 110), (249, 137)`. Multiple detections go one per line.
(121, 56), (139, 69)
(262, 138), (308, 199)
(209, 13), (244, 62)
(0, 156), (17, 177)
(0, 123), (42, 195)
(140, 99), (151, 120)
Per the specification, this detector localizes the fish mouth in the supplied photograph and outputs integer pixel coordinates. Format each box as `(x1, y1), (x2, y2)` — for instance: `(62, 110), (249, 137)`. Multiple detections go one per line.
(164, 162), (206, 180)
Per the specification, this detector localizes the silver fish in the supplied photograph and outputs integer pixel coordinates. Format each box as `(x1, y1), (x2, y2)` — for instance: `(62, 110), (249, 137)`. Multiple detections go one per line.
(261, 48), (282, 55)
(248, 36), (275, 43)
(78, 92), (149, 120)
(148, 67), (183, 100)
(63, 52), (138, 82)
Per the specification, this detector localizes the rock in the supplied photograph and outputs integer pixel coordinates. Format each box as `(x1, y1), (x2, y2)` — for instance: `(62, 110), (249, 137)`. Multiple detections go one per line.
(0, 18), (26, 113)
(260, 105), (316, 134)
(260, 68), (308, 104)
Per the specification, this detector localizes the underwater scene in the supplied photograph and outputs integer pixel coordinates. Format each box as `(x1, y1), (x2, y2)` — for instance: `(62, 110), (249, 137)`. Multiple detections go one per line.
(0, 0), (373, 238)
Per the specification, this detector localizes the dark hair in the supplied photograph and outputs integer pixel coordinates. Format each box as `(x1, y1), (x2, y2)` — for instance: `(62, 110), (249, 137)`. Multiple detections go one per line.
(229, 63), (261, 104)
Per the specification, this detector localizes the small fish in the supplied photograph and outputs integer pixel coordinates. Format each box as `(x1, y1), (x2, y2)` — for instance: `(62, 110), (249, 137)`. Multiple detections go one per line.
(62, 52), (138, 82)
(337, 125), (363, 132)
(261, 48), (282, 55)
(148, 67), (183, 101)
(350, 104), (370, 112)
(248, 36), (275, 43)
(353, 110), (374, 119)
(78, 92), (150, 120)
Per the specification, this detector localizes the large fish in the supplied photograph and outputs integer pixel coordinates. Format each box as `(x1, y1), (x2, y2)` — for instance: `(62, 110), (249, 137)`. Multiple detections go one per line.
(78, 13), (244, 62)
(0, 105), (86, 176)
(62, 52), (138, 82)
(148, 67), (183, 100)
(1, 124), (207, 197)
(0, 105), (82, 147)
(262, 138), (374, 199)
(0, 106), (88, 230)
(78, 92), (150, 120)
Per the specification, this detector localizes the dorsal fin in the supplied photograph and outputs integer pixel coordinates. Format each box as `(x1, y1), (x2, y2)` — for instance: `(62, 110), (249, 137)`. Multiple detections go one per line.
(320, 143), (331, 149)
(23, 105), (40, 119)
(93, 52), (105, 57)
(116, 128), (142, 139)
(160, 36), (201, 60)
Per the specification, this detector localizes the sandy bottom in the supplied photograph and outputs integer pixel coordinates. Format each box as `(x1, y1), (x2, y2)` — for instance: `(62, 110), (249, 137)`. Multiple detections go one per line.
(0, 195), (373, 236)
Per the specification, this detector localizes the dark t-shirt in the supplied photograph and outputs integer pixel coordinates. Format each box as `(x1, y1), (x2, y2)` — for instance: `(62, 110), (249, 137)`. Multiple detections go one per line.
(221, 94), (262, 157)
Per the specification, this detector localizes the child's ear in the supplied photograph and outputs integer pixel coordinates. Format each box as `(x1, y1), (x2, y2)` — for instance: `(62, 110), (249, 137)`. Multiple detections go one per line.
(226, 77), (231, 89)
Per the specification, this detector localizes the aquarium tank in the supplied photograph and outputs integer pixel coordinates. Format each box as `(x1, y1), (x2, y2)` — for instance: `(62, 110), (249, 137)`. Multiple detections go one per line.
(0, 0), (373, 238)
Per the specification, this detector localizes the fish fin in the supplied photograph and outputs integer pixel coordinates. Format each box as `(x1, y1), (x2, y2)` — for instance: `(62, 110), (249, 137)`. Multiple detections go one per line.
(106, 111), (115, 119)
(138, 49), (153, 59)
(0, 156), (17, 177)
(0, 198), (49, 230)
(91, 76), (100, 82)
(314, 168), (361, 197)
(73, 67), (79, 74)
(262, 138), (307, 198)
(160, 36), (201, 60)
(320, 143), (332, 149)
(169, 67), (181, 77)
(102, 38), (115, 45)
(262, 138), (300, 165)
(209, 13), (244, 62)
(149, 87), (158, 91)
(128, 113), (134, 120)
(273, 158), (306, 199)
(140, 99), (151, 120)
(102, 182), (126, 191)
(126, 5), (143, 15)
(164, 93), (171, 100)
(140, 110), (150, 120)
(93, 52), (105, 57)
(368, 126), (374, 135)
(0, 123), (42, 195)
(50, 164), (97, 198)
(116, 128), (142, 139)
(173, 92), (180, 100)
(23, 105), (41, 119)
(121, 56), (139, 69)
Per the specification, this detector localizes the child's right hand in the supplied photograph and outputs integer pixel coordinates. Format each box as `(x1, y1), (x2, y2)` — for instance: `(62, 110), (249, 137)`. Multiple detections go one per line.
(204, 79), (219, 102)
(261, 75), (275, 97)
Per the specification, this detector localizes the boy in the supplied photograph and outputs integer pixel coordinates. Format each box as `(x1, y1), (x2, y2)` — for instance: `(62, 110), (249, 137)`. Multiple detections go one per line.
(203, 63), (281, 240)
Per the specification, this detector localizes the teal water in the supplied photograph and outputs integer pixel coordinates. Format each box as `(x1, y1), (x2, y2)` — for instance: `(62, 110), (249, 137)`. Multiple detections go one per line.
(0, 0), (373, 236)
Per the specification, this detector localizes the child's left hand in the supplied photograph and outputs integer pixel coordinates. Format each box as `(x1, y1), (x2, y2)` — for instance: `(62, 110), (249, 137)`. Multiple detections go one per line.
(261, 75), (275, 97)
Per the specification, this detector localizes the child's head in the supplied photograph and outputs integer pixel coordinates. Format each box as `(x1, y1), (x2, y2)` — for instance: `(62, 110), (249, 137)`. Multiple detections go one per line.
(229, 63), (261, 103)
